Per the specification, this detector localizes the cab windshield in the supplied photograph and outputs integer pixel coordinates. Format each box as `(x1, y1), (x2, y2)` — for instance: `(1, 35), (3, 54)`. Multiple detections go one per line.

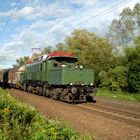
(50, 57), (78, 68)
(53, 57), (78, 63)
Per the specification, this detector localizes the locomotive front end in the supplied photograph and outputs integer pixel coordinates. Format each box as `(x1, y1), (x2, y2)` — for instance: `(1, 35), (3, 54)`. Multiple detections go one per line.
(60, 66), (96, 103)
(48, 52), (96, 103)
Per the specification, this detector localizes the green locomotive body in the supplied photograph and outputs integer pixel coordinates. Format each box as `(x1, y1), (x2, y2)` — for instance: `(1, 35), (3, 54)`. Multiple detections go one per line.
(24, 57), (94, 86)
(21, 52), (96, 103)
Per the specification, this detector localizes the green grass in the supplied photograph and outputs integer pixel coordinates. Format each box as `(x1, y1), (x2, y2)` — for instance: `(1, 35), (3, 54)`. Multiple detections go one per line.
(96, 88), (140, 102)
(0, 88), (93, 140)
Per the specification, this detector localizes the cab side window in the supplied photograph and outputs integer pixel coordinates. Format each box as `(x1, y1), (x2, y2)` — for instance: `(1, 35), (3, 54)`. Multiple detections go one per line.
(54, 63), (58, 67)
(40, 63), (43, 70)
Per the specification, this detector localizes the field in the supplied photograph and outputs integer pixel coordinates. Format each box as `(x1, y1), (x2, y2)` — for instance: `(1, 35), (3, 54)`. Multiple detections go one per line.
(0, 88), (92, 140)
(96, 88), (140, 102)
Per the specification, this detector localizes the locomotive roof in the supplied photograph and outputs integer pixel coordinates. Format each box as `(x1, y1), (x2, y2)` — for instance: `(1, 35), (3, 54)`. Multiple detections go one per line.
(28, 56), (78, 65)
(48, 56), (78, 63)
(31, 51), (77, 64)
(47, 51), (77, 63)
(47, 51), (75, 58)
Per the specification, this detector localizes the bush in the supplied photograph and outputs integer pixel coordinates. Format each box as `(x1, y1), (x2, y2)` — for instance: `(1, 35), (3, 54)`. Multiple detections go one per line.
(99, 66), (128, 92)
(0, 88), (91, 140)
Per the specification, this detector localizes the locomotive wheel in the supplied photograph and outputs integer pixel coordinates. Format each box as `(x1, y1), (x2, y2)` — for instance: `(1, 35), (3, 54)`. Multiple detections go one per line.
(38, 87), (43, 96)
(36, 86), (40, 94)
(51, 89), (58, 100)
(63, 89), (69, 95)
(30, 86), (34, 93)
(23, 83), (27, 91)
(79, 94), (87, 102)
(65, 94), (70, 102)
(86, 95), (95, 102)
(66, 92), (73, 102)
(44, 89), (50, 97)
(60, 88), (69, 101)
(54, 88), (61, 100)
(27, 86), (31, 92)
(21, 85), (24, 90)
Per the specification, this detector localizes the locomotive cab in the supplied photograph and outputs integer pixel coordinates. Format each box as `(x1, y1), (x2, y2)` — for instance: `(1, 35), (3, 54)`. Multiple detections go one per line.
(48, 54), (94, 87)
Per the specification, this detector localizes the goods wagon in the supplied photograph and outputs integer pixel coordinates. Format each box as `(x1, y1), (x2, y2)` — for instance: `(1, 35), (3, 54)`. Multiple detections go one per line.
(0, 66), (25, 88)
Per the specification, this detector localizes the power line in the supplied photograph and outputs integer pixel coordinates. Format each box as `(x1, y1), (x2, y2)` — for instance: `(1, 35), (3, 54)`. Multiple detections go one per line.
(0, 0), (29, 65)
(0, 0), (30, 58)
(37, 0), (132, 47)
(0, 0), (19, 39)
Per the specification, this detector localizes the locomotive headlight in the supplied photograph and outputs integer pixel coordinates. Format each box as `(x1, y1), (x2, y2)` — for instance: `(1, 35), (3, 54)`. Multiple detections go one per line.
(90, 83), (93, 86)
(81, 83), (84, 86)
(69, 82), (73, 86)
(71, 87), (77, 94)
(80, 65), (83, 69)
(61, 64), (66, 67)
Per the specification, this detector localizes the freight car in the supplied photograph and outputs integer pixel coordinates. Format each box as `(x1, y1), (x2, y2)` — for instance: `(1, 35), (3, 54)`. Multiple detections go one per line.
(0, 69), (8, 87)
(0, 66), (25, 88)
(0, 51), (96, 103)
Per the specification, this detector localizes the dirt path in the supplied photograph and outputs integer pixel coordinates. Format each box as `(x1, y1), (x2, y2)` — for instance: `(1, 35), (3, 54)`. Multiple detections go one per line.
(10, 89), (140, 140)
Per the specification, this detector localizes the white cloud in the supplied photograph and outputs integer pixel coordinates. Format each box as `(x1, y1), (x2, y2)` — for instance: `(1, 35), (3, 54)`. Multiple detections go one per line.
(0, 49), (20, 68)
(0, 11), (10, 17)
(17, 6), (33, 17)
(12, 3), (71, 20)
(70, 0), (99, 7)
(0, 2), (71, 20)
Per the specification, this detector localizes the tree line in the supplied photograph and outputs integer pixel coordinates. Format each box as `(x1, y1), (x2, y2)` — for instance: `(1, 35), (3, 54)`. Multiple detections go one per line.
(15, 3), (140, 93)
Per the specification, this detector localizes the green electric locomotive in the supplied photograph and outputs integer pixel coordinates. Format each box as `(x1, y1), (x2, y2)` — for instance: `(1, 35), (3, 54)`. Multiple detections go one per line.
(21, 52), (96, 103)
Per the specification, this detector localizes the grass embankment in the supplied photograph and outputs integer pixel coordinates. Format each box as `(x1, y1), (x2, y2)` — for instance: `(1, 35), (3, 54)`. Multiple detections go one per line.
(96, 88), (140, 102)
(0, 88), (92, 140)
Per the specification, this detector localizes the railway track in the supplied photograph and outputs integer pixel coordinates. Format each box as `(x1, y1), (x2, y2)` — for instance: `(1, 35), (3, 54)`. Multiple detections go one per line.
(76, 103), (140, 128)
(10, 89), (140, 128)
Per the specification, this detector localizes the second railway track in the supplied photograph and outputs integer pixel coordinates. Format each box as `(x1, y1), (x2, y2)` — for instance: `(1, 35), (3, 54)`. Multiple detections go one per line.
(76, 103), (140, 128)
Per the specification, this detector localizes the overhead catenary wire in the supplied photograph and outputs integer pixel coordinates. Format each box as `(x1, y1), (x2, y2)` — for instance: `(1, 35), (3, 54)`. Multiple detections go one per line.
(0, 0), (29, 66)
(0, 0), (19, 39)
(36, 0), (132, 47)
(0, 0), (31, 59)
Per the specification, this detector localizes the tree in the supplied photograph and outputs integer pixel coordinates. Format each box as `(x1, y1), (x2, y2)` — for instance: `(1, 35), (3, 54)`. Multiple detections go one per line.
(120, 7), (134, 39)
(15, 56), (30, 67)
(133, 3), (140, 35)
(107, 19), (121, 50)
(65, 29), (115, 83)
(124, 37), (140, 92)
(100, 66), (128, 92)
(41, 46), (52, 54)
(55, 43), (66, 51)
(107, 3), (140, 49)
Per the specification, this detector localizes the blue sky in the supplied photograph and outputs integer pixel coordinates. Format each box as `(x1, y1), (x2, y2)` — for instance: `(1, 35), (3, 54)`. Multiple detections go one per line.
(0, 0), (139, 68)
